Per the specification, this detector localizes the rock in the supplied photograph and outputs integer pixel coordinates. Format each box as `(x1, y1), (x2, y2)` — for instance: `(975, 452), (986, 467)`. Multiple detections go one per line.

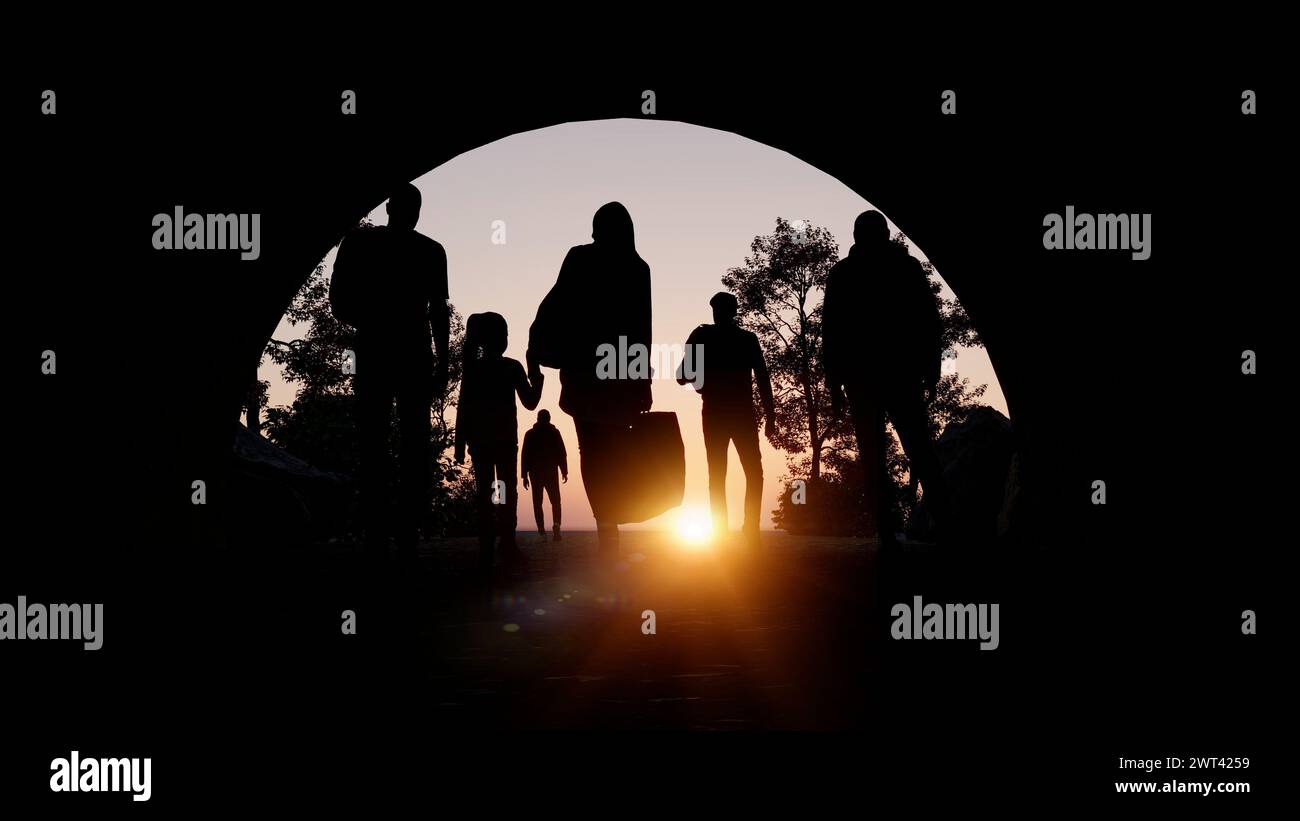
(230, 423), (351, 546)
(908, 406), (1015, 542)
(233, 422), (349, 485)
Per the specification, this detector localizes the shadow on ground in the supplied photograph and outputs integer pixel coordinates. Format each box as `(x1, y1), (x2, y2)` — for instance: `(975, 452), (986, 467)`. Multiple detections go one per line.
(251, 531), (1020, 732)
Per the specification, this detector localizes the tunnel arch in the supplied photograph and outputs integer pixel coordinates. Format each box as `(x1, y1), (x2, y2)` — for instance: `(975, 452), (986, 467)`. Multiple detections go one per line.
(259, 117), (1012, 423)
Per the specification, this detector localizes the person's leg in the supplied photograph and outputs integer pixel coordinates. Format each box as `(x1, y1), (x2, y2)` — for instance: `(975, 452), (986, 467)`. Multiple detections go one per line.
(470, 443), (496, 562)
(496, 443), (520, 553)
(702, 409), (730, 538)
(544, 470), (562, 540)
(846, 383), (889, 542)
(573, 419), (602, 518)
(530, 471), (546, 535)
(731, 413), (764, 547)
(887, 389), (952, 537)
(575, 418), (620, 552)
(355, 361), (396, 557)
(595, 521), (619, 553)
(876, 425), (900, 545)
(395, 370), (433, 552)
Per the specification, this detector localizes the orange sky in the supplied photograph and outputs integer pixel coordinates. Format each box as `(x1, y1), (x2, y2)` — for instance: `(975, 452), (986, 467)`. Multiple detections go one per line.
(260, 119), (1007, 531)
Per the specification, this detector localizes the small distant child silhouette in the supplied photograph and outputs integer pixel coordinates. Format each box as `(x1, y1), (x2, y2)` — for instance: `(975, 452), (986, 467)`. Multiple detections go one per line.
(455, 312), (543, 565)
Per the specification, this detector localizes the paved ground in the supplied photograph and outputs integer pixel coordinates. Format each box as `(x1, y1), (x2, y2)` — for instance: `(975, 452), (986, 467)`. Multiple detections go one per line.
(286, 530), (901, 730)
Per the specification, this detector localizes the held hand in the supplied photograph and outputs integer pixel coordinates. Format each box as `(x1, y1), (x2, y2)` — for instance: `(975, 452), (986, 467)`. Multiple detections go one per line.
(526, 349), (540, 376)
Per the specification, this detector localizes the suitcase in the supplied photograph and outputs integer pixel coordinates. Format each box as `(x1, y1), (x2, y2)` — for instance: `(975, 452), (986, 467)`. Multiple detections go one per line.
(611, 411), (685, 524)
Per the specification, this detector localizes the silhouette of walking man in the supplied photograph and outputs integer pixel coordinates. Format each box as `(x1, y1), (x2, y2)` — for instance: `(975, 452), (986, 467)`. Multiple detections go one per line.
(823, 210), (952, 547)
(528, 202), (653, 555)
(455, 312), (543, 565)
(677, 292), (775, 547)
(521, 409), (568, 541)
(329, 183), (450, 559)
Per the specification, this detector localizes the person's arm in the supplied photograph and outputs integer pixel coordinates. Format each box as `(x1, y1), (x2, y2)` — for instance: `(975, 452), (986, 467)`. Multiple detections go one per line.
(329, 230), (364, 328)
(515, 360), (543, 411)
(520, 430), (532, 488)
(454, 380), (469, 463)
(555, 428), (568, 479)
(527, 247), (578, 370)
(676, 327), (702, 386)
(430, 241), (450, 396)
(638, 263), (654, 356)
(821, 266), (843, 392)
(635, 261), (654, 410)
(914, 260), (943, 399)
(754, 332), (769, 423)
(821, 267), (847, 420)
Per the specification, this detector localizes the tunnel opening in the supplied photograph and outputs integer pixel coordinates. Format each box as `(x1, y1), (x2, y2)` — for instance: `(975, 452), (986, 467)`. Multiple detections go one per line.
(242, 119), (1015, 545)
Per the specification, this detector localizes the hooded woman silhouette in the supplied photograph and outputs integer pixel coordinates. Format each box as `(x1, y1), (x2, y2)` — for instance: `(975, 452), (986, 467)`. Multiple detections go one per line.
(527, 202), (653, 552)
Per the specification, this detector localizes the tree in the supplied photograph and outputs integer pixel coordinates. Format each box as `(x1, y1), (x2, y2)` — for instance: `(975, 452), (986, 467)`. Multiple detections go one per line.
(723, 217), (849, 482)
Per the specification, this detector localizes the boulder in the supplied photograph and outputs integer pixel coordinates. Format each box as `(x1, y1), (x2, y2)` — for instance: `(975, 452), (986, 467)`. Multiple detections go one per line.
(230, 423), (351, 546)
(908, 406), (1015, 542)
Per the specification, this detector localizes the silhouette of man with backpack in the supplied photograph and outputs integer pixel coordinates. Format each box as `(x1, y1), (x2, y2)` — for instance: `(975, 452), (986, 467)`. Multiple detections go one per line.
(677, 292), (776, 548)
(521, 409), (568, 541)
(823, 210), (952, 547)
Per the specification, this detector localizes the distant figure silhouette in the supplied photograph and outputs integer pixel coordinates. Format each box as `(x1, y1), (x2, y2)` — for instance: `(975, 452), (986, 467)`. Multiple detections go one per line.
(455, 312), (543, 564)
(528, 202), (652, 554)
(677, 292), (775, 547)
(521, 409), (568, 541)
(329, 183), (450, 558)
(823, 210), (951, 546)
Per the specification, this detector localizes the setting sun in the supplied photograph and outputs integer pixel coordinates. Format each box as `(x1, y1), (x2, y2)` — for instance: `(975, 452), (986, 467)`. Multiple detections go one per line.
(675, 507), (714, 548)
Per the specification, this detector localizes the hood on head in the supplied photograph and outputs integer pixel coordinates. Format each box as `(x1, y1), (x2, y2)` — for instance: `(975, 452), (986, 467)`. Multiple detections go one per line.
(592, 201), (635, 250)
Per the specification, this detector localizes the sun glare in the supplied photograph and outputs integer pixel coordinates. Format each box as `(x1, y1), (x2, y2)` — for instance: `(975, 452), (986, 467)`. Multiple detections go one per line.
(675, 507), (714, 549)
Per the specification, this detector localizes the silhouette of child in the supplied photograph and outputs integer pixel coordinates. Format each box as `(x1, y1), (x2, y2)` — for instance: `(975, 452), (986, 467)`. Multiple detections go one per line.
(455, 312), (543, 563)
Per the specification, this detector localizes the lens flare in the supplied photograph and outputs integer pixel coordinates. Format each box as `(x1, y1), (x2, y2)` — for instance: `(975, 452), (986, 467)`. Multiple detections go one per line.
(675, 507), (714, 549)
